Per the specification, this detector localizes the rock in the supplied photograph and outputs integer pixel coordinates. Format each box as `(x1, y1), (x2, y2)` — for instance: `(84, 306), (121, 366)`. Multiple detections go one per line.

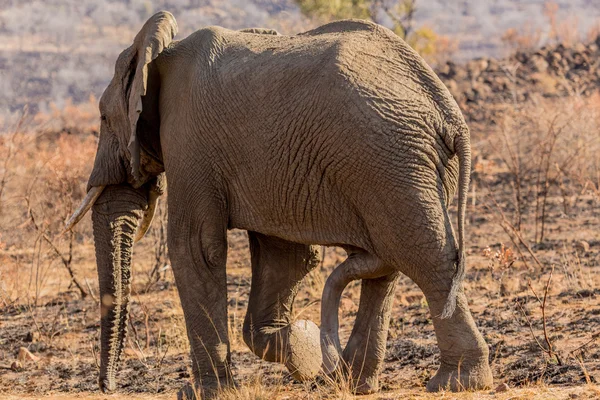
(495, 382), (510, 392)
(10, 361), (23, 371)
(575, 240), (590, 253)
(572, 52), (589, 69)
(17, 347), (39, 363)
(486, 58), (501, 71)
(444, 79), (460, 100)
(529, 54), (549, 73)
(437, 62), (454, 78)
(434, 37), (600, 123)
(574, 43), (587, 53)
(24, 331), (40, 343)
(467, 58), (488, 80)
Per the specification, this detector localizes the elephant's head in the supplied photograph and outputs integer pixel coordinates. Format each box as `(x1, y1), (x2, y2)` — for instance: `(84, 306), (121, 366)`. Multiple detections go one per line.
(64, 11), (177, 392)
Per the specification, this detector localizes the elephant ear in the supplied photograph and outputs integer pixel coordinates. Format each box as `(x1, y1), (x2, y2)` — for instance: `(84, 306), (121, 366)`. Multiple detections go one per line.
(124, 11), (178, 182)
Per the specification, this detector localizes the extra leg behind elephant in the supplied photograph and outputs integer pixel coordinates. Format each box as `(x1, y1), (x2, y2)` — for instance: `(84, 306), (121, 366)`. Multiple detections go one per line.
(320, 251), (396, 394)
(244, 232), (322, 380)
(342, 274), (398, 394)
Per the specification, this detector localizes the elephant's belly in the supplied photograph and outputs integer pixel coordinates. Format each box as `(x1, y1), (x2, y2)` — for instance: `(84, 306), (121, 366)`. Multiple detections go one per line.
(227, 189), (374, 252)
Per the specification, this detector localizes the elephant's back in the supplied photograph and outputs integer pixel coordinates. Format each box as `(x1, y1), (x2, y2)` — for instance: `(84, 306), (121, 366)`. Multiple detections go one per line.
(164, 23), (466, 167)
(165, 23), (466, 179)
(176, 23), (457, 115)
(225, 21), (464, 142)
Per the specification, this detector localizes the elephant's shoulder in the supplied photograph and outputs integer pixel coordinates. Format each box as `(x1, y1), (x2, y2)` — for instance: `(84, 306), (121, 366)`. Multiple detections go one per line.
(300, 20), (380, 37)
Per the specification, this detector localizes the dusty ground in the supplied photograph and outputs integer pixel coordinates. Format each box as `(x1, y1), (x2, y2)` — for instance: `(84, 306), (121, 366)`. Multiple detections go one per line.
(1, 177), (599, 398)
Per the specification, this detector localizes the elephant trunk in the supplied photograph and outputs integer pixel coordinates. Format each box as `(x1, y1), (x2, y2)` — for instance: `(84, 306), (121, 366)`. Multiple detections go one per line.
(91, 185), (147, 392)
(320, 266), (350, 374)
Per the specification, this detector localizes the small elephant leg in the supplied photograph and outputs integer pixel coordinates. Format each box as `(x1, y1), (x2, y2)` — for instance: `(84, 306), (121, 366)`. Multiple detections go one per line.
(168, 205), (231, 399)
(342, 273), (399, 394)
(244, 232), (322, 381)
(320, 251), (393, 379)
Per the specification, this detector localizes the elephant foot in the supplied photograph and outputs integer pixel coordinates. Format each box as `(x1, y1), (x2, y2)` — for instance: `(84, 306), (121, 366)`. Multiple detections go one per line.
(426, 359), (493, 392)
(352, 373), (379, 395)
(321, 364), (379, 395)
(177, 376), (237, 400)
(345, 355), (381, 395)
(285, 320), (322, 381)
(320, 354), (380, 395)
(177, 383), (202, 400)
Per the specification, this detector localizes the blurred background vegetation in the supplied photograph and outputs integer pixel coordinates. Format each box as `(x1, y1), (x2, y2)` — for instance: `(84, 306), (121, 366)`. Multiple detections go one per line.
(1, 0), (600, 125)
(295, 0), (441, 57)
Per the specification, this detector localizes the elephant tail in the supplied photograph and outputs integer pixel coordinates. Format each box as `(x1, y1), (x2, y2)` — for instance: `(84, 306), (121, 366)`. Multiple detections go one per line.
(441, 129), (471, 319)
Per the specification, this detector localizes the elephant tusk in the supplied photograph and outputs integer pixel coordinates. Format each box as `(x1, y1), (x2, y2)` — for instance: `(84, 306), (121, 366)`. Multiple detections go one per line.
(63, 185), (106, 234)
(134, 191), (159, 243)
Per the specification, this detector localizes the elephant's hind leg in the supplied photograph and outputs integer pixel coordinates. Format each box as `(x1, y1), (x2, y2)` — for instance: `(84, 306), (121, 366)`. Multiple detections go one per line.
(400, 210), (493, 392)
(243, 232), (322, 381)
(423, 288), (493, 392)
(320, 250), (395, 394)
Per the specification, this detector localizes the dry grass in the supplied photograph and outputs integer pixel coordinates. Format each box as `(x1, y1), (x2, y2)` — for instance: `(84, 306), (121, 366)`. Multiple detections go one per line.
(1, 384), (599, 399)
(1, 91), (599, 398)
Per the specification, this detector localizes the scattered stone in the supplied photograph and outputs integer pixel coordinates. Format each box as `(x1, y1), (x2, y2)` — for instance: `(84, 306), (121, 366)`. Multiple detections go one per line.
(24, 331), (40, 343)
(17, 347), (39, 363)
(575, 240), (590, 253)
(10, 360), (22, 371)
(435, 36), (600, 123)
(495, 382), (510, 392)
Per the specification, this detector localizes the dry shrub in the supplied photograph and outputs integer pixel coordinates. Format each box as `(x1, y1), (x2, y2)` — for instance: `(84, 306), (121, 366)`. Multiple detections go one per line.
(502, 27), (543, 53)
(544, 2), (583, 47)
(425, 32), (459, 67)
(0, 103), (186, 378)
(473, 91), (600, 353)
(0, 104), (98, 305)
(33, 95), (100, 136)
(218, 378), (282, 400)
(482, 93), (600, 244)
(502, 2), (598, 53)
(559, 244), (593, 292)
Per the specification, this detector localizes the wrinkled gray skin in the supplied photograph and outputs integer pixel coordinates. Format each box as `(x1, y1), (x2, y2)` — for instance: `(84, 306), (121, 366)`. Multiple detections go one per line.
(82, 11), (492, 398)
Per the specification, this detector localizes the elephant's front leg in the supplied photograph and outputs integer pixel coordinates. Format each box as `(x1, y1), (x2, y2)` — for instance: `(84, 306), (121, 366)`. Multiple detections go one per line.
(168, 206), (231, 399)
(243, 232), (322, 381)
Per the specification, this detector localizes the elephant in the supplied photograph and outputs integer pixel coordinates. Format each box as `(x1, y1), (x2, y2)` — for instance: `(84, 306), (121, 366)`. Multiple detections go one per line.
(65, 11), (493, 397)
